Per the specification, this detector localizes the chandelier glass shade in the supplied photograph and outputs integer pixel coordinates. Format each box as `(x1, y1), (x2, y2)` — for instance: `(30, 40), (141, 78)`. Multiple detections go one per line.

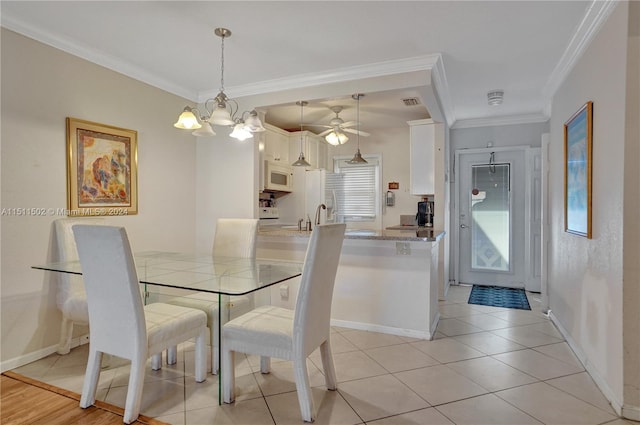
(173, 28), (264, 140)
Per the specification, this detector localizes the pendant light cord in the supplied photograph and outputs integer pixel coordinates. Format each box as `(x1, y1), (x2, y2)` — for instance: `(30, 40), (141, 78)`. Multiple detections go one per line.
(300, 102), (304, 151)
(356, 95), (360, 149)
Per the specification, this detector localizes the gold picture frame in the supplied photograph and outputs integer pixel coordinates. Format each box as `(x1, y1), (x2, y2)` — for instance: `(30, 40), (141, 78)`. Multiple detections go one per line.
(66, 117), (138, 216)
(564, 101), (593, 238)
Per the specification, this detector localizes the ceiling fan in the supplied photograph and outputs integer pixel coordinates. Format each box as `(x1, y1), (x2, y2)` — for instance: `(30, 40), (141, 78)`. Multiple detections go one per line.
(310, 106), (370, 145)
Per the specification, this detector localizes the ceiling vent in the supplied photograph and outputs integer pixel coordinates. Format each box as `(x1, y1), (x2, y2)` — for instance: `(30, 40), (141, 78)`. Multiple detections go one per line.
(402, 97), (421, 107)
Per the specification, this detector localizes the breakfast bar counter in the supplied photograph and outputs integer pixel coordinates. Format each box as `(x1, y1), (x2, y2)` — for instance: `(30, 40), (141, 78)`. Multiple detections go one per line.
(257, 226), (445, 340)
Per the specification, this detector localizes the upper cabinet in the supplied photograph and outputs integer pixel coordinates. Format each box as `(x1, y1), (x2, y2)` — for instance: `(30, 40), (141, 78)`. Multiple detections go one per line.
(289, 131), (326, 169)
(408, 119), (436, 195)
(264, 124), (290, 164)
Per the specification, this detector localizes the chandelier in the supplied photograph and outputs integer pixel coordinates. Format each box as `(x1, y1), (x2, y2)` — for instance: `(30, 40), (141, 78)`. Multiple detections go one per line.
(173, 28), (265, 140)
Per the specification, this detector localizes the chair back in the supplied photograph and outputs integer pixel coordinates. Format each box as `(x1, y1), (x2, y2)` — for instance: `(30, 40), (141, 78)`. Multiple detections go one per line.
(213, 218), (259, 258)
(294, 223), (346, 355)
(53, 218), (103, 310)
(73, 225), (146, 359)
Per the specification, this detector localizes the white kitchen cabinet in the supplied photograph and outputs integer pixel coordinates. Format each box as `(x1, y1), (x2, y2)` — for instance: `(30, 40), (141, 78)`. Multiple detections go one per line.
(264, 124), (290, 163)
(289, 131), (324, 169)
(408, 119), (435, 195)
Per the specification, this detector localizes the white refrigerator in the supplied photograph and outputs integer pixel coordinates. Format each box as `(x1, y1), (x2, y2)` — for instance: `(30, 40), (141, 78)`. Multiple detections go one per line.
(304, 169), (344, 225)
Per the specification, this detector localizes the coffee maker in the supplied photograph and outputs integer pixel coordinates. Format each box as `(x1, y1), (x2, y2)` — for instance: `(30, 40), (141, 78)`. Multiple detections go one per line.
(417, 200), (434, 227)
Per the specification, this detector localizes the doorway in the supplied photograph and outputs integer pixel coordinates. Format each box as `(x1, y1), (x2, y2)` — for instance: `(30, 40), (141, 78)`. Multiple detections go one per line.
(455, 148), (529, 288)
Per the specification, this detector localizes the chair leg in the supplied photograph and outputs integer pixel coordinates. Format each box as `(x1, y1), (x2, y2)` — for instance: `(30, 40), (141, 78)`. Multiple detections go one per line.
(221, 347), (235, 403)
(80, 349), (102, 409)
(150, 353), (162, 371)
(167, 345), (177, 365)
(260, 356), (271, 374)
(194, 328), (207, 383)
(123, 354), (147, 424)
(211, 325), (218, 374)
(57, 317), (74, 355)
(293, 356), (315, 422)
(319, 339), (337, 390)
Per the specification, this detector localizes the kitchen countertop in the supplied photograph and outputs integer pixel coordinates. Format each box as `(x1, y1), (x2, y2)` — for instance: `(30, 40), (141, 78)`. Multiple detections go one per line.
(259, 225), (444, 242)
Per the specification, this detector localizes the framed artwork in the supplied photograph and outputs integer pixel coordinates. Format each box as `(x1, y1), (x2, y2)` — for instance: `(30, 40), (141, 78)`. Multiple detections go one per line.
(564, 101), (593, 238)
(66, 118), (138, 216)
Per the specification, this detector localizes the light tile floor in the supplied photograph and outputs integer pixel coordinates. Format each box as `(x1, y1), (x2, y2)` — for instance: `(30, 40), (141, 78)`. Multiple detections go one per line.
(12, 285), (635, 425)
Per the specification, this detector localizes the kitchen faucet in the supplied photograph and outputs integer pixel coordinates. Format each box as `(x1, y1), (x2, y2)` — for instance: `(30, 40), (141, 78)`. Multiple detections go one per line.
(315, 204), (327, 226)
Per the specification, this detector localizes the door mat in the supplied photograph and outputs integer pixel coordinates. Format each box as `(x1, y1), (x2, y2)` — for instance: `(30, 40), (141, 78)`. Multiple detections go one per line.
(468, 285), (531, 310)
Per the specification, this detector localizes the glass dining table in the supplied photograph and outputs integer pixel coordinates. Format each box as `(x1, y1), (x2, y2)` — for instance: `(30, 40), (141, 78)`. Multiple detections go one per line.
(32, 250), (303, 404)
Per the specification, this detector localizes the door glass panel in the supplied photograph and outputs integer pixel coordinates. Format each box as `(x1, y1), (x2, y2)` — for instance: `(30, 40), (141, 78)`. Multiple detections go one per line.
(471, 164), (510, 272)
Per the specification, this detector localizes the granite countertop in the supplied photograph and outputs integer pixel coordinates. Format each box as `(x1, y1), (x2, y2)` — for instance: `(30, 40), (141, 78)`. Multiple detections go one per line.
(259, 226), (445, 242)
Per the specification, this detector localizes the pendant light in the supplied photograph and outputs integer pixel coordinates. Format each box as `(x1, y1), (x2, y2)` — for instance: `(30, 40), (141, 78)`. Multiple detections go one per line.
(292, 101), (312, 167)
(347, 93), (368, 164)
(173, 27), (265, 139)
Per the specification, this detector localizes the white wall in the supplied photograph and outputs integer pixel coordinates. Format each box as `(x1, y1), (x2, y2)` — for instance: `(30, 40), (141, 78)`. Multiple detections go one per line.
(1, 29), (197, 367)
(548, 2), (629, 414)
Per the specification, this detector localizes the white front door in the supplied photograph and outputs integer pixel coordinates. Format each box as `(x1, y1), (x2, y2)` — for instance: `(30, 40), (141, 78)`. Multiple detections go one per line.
(457, 149), (527, 288)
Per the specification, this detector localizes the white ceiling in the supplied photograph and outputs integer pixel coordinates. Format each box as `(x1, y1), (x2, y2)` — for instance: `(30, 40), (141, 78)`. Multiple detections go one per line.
(1, 1), (607, 131)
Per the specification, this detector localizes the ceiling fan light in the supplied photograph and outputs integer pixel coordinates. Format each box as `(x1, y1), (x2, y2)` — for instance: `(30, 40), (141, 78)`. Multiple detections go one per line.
(325, 131), (348, 145)
(174, 107), (202, 129)
(209, 105), (235, 126)
(192, 121), (216, 137)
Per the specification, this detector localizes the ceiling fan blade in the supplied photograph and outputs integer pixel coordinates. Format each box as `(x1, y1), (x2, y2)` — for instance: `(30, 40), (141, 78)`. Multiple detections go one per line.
(317, 129), (333, 137)
(340, 121), (358, 128)
(343, 128), (370, 137)
(307, 124), (332, 128)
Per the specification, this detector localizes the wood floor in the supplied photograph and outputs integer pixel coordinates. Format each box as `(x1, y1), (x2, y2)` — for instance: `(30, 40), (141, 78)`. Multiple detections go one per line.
(1, 371), (169, 425)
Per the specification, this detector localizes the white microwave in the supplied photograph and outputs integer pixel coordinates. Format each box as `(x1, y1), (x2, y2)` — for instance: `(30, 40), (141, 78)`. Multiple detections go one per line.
(264, 161), (293, 192)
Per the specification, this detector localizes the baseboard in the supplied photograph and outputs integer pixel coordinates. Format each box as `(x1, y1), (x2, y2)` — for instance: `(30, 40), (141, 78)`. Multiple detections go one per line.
(622, 404), (640, 421)
(330, 318), (435, 340)
(0, 333), (89, 373)
(548, 311), (624, 417)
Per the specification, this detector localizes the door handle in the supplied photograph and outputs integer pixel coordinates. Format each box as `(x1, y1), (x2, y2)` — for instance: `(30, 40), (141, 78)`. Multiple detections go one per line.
(460, 224), (467, 229)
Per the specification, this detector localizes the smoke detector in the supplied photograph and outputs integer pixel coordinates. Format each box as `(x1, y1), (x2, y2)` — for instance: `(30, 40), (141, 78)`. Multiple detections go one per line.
(487, 90), (504, 106)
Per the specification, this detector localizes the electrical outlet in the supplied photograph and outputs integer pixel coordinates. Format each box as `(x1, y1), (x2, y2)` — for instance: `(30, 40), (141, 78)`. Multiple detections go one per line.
(279, 284), (289, 300)
(396, 242), (411, 255)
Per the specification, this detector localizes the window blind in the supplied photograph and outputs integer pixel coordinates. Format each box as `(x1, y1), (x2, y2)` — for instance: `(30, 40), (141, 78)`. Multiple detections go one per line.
(335, 160), (378, 220)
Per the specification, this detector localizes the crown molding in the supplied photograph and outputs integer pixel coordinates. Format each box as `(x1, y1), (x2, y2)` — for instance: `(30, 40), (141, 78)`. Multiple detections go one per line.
(1, 14), (198, 101)
(205, 54), (442, 102)
(452, 113), (549, 129)
(429, 54), (456, 127)
(542, 0), (618, 100)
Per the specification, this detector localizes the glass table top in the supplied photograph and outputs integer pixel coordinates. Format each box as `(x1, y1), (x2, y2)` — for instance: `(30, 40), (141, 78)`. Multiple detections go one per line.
(33, 251), (302, 296)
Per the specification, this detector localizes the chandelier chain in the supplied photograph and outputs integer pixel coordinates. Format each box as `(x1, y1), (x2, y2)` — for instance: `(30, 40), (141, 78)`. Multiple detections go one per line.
(219, 33), (225, 92)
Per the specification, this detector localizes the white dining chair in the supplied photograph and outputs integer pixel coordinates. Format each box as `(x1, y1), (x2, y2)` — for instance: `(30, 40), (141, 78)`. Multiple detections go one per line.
(52, 218), (104, 354)
(165, 218), (258, 373)
(72, 224), (208, 424)
(222, 223), (346, 422)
